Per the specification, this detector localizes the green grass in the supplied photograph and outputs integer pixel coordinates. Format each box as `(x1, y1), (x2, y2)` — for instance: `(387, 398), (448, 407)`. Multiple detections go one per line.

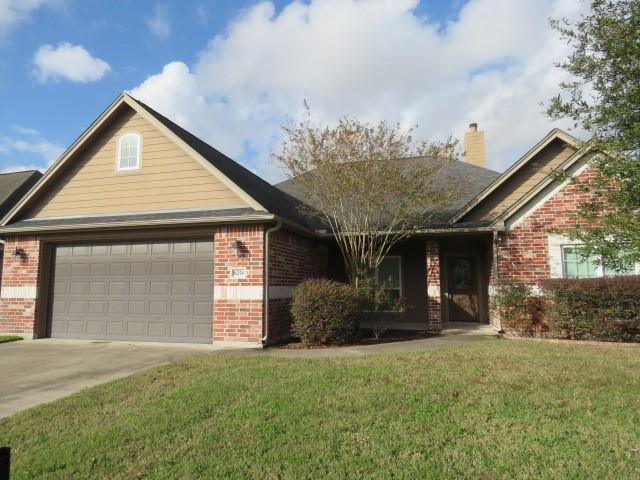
(0, 335), (22, 344)
(1, 342), (639, 479)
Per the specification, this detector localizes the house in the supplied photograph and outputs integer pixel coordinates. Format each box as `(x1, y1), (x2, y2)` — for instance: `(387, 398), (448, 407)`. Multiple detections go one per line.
(0, 93), (626, 346)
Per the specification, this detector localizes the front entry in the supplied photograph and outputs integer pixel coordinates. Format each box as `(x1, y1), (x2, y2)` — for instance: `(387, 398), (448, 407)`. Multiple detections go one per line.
(446, 256), (480, 322)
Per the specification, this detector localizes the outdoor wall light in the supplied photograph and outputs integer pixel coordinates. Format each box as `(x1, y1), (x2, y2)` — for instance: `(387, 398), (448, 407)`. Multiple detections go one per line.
(13, 247), (26, 261)
(229, 240), (244, 257)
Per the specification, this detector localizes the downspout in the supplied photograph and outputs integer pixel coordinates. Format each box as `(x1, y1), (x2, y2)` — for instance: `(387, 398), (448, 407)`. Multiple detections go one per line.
(492, 230), (503, 333)
(262, 220), (283, 345)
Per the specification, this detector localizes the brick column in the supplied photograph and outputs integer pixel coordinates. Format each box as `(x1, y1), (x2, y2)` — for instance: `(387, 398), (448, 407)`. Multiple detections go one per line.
(0, 237), (41, 338)
(213, 224), (264, 346)
(426, 240), (441, 331)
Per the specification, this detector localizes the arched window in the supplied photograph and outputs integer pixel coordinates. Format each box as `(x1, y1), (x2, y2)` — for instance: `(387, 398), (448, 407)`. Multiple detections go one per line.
(117, 133), (140, 170)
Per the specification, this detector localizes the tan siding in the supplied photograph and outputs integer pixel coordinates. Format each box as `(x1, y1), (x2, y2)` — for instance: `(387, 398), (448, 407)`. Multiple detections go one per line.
(25, 106), (248, 218)
(463, 139), (577, 222)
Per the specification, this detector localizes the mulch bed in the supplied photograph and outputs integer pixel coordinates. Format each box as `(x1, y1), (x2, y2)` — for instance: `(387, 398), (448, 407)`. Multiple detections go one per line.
(273, 330), (437, 349)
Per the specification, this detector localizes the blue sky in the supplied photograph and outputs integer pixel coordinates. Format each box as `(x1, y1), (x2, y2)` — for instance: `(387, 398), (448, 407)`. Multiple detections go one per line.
(0, 0), (581, 179)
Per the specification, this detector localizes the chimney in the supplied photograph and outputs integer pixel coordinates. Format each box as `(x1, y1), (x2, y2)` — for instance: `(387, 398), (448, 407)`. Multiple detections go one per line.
(464, 122), (486, 168)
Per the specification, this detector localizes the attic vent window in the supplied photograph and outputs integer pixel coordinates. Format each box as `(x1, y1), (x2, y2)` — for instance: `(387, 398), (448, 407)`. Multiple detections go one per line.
(117, 133), (140, 171)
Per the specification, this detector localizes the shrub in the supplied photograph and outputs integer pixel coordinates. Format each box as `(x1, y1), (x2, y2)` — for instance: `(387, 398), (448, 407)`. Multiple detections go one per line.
(492, 283), (548, 336)
(290, 279), (359, 344)
(542, 275), (640, 342)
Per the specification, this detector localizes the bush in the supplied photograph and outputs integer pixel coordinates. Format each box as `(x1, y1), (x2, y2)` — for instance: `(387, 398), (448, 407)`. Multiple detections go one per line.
(542, 276), (640, 342)
(492, 283), (548, 336)
(290, 279), (359, 344)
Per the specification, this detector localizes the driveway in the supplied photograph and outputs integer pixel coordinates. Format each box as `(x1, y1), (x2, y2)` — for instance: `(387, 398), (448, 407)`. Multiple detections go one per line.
(0, 339), (215, 418)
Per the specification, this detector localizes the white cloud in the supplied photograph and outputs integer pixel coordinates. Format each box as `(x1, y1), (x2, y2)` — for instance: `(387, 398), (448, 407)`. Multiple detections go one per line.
(147, 3), (171, 39)
(0, 128), (64, 172)
(33, 42), (111, 83)
(131, 0), (588, 181)
(0, 0), (60, 36)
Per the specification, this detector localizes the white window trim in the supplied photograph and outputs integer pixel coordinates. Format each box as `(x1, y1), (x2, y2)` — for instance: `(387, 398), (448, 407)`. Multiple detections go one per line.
(549, 233), (640, 279)
(116, 132), (142, 172)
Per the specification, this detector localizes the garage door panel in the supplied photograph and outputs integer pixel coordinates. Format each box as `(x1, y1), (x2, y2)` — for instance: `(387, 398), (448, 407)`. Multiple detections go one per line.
(50, 239), (214, 343)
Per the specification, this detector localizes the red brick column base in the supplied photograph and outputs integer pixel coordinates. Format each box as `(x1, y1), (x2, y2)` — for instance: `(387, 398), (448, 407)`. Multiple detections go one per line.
(0, 237), (41, 338)
(213, 225), (264, 346)
(426, 240), (442, 331)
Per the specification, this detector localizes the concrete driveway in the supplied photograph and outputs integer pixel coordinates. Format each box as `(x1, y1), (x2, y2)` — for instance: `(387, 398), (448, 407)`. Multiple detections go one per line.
(0, 339), (215, 418)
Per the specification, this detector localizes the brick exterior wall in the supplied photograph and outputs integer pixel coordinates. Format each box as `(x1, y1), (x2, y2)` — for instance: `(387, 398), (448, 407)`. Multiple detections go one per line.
(496, 166), (598, 284)
(490, 166), (599, 329)
(213, 224), (265, 344)
(267, 228), (324, 342)
(0, 237), (42, 337)
(426, 240), (441, 331)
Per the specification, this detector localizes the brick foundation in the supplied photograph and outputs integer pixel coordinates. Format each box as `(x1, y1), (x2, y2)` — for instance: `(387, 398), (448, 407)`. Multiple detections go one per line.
(0, 237), (41, 337)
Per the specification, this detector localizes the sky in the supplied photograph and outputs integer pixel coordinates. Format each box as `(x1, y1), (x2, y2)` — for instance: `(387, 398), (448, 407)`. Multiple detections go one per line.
(0, 0), (587, 181)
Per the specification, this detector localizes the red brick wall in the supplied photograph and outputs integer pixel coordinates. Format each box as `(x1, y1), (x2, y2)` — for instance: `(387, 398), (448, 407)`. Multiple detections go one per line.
(496, 166), (598, 285)
(426, 240), (441, 331)
(213, 224), (265, 344)
(0, 237), (41, 337)
(267, 228), (324, 342)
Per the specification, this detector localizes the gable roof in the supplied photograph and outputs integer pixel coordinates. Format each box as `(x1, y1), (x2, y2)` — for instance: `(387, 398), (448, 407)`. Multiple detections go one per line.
(449, 129), (581, 224)
(132, 98), (322, 230)
(276, 156), (501, 225)
(498, 142), (594, 228)
(1, 93), (317, 231)
(0, 170), (42, 220)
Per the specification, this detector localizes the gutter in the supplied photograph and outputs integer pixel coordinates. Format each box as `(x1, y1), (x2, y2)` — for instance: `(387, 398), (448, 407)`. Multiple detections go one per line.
(262, 220), (283, 346)
(0, 214), (276, 235)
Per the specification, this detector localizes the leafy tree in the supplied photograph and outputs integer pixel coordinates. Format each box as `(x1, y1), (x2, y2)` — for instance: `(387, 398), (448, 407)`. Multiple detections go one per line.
(547, 0), (640, 270)
(274, 106), (455, 285)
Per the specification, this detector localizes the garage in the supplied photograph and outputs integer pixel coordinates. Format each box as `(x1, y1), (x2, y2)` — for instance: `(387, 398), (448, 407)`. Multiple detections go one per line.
(49, 239), (214, 343)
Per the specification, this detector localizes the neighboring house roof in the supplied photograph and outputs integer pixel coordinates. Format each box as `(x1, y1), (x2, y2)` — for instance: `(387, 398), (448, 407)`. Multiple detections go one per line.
(450, 129), (580, 224)
(276, 156), (501, 225)
(0, 170), (42, 220)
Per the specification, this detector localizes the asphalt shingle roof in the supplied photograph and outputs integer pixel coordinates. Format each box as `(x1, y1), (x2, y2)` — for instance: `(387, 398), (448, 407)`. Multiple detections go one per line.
(275, 156), (501, 226)
(0, 170), (42, 220)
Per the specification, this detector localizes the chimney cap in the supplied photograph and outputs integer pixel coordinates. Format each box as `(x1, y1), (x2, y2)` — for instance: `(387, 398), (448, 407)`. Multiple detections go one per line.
(468, 122), (478, 132)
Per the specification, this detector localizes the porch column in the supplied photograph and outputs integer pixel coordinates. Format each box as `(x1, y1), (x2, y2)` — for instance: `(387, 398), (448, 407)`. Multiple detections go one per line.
(426, 240), (442, 331)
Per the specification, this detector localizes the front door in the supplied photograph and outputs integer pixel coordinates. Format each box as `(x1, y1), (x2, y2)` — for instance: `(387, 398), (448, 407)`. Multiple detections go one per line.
(446, 256), (479, 322)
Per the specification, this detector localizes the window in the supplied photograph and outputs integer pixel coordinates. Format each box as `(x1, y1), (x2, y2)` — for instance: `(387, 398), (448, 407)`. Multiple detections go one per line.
(376, 256), (401, 301)
(562, 245), (637, 279)
(562, 246), (599, 279)
(117, 133), (140, 171)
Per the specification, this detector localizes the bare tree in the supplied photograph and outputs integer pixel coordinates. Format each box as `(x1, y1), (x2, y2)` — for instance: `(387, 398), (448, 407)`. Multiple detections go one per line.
(274, 106), (455, 285)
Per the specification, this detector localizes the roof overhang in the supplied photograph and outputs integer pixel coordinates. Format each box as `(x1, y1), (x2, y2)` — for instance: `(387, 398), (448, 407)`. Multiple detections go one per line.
(0, 213), (276, 235)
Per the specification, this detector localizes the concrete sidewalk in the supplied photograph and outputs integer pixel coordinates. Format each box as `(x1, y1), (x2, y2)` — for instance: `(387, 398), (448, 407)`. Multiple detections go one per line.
(227, 323), (498, 359)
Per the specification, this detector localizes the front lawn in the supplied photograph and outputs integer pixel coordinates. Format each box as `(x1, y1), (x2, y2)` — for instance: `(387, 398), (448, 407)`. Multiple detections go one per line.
(0, 335), (22, 344)
(1, 341), (639, 479)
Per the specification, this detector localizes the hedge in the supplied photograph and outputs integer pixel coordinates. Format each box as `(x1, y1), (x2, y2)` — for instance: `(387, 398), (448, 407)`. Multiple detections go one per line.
(541, 275), (640, 342)
(491, 283), (548, 336)
(290, 278), (359, 345)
